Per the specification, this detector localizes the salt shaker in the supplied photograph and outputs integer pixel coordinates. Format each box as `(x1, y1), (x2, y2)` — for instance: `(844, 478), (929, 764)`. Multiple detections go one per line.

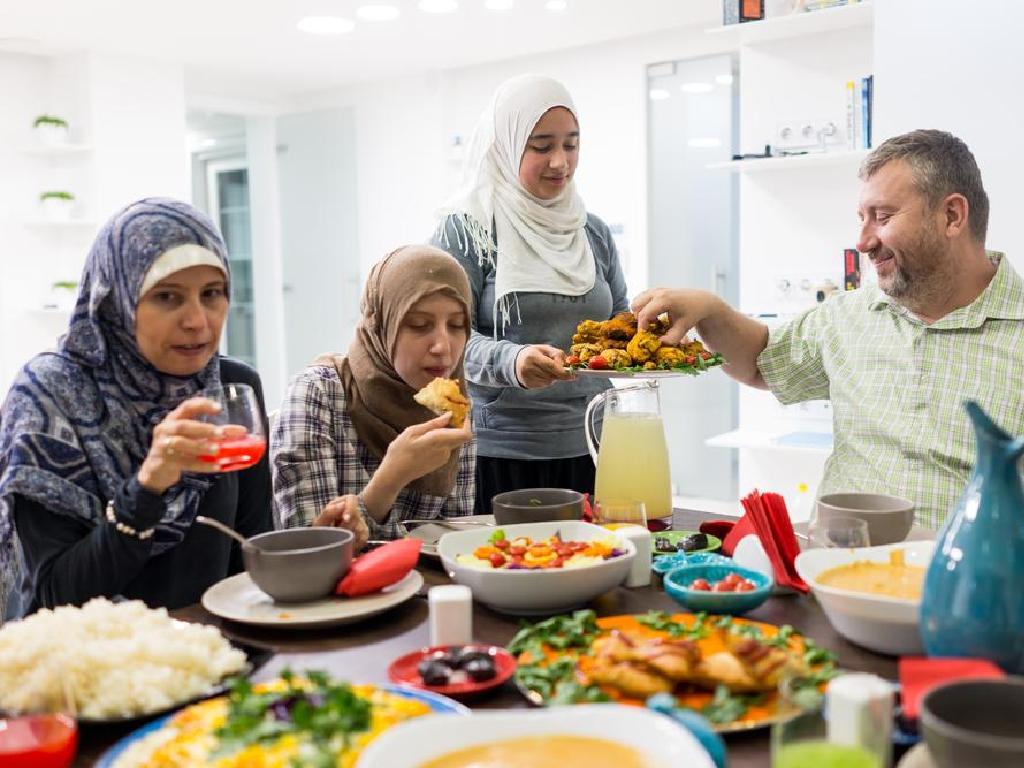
(826, 673), (894, 767)
(615, 524), (652, 588)
(428, 584), (473, 646)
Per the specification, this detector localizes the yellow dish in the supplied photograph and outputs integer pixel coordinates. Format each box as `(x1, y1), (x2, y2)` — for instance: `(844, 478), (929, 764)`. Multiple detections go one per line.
(420, 735), (649, 768)
(816, 549), (925, 600)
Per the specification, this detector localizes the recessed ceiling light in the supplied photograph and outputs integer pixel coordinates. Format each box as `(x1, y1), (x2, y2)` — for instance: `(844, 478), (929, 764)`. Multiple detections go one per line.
(356, 4), (400, 21)
(296, 16), (355, 35)
(687, 137), (722, 148)
(649, 88), (670, 101)
(715, 74), (734, 85)
(418, 0), (458, 13)
(485, 0), (514, 9)
(545, 0), (568, 11)
(680, 82), (713, 94)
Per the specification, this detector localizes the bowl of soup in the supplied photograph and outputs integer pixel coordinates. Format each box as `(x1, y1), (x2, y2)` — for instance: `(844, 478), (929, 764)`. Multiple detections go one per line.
(356, 704), (716, 768)
(794, 540), (934, 655)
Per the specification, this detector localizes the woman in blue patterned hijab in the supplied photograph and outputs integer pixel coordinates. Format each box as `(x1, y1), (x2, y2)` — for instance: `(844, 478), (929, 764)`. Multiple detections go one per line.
(0, 197), (272, 619)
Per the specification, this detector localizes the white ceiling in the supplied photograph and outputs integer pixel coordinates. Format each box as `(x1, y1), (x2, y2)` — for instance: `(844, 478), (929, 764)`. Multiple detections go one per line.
(0, 0), (719, 101)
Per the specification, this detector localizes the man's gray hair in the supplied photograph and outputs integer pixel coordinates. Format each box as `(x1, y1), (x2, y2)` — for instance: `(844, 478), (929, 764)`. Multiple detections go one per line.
(859, 129), (989, 243)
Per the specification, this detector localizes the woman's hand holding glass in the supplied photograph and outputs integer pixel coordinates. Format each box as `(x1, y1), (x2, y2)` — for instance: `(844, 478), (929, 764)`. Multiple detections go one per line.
(314, 494), (370, 551)
(138, 397), (241, 494)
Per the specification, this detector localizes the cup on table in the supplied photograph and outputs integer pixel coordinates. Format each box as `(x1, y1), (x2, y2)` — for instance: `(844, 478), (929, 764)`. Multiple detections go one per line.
(592, 498), (647, 529)
(197, 383), (266, 472)
(807, 515), (871, 549)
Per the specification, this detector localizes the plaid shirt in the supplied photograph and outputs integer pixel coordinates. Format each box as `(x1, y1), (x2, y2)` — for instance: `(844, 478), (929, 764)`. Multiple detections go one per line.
(271, 365), (476, 540)
(758, 253), (1024, 529)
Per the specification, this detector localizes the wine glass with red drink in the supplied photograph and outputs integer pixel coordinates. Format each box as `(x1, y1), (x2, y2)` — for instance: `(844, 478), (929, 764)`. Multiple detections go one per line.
(197, 383), (267, 472)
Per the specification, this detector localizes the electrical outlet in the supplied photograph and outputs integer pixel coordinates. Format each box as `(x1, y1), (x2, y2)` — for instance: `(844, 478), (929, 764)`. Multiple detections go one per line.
(774, 119), (845, 151)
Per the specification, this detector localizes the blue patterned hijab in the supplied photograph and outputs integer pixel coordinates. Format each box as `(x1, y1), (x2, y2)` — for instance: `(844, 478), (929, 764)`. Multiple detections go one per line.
(0, 198), (231, 586)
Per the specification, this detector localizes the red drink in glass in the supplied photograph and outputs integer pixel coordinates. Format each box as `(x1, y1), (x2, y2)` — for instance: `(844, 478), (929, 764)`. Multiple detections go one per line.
(200, 435), (266, 471)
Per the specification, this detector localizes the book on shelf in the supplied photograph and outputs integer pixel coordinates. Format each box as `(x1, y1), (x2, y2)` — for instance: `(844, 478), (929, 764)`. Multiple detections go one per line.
(845, 74), (873, 150)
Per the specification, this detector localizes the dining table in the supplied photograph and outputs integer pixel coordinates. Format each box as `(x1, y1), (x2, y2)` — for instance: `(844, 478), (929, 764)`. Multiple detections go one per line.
(76, 508), (903, 767)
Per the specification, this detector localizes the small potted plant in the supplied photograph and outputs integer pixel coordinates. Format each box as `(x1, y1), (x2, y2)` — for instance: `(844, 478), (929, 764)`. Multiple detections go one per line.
(32, 115), (70, 146)
(39, 191), (75, 222)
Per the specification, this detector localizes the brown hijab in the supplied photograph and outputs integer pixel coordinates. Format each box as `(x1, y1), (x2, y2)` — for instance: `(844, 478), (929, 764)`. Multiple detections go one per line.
(317, 245), (473, 497)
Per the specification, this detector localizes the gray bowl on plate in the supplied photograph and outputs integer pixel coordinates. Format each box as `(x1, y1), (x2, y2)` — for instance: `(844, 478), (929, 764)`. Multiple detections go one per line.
(242, 527), (354, 603)
(491, 488), (585, 526)
(921, 677), (1024, 768)
(816, 492), (915, 545)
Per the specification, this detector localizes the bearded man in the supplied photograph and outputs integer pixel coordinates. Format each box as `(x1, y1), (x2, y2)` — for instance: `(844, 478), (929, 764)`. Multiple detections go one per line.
(634, 130), (1024, 528)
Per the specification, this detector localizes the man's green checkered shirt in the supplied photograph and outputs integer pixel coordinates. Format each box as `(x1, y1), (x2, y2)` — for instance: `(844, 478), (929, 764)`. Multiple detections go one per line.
(758, 253), (1024, 529)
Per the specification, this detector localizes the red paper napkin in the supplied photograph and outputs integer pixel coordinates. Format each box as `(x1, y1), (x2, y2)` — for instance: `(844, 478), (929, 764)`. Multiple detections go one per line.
(582, 493), (593, 523)
(336, 539), (421, 597)
(738, 489), (809, 593)
(721, 516), (753, 556)
(899, 656), (1005, 720)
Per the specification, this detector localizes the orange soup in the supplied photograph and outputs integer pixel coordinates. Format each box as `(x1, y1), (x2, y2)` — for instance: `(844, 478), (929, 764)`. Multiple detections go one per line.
(419, 735), (651, 768)
(816, 549), (924, 600)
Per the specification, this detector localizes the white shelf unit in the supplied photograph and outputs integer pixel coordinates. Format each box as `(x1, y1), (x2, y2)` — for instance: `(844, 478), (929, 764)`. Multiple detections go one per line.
(707, 3), (874, 511)
(707, 148), (868, 172)
(705, 2), (872, 45)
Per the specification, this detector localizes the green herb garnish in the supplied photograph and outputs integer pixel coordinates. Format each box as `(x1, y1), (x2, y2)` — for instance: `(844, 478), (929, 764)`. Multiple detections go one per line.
(635, 610), (709, 640)
(507, 609), (601, 660)
(514, 657), (608, 705)
(700, 685), (763, 724)
(213, 669), (372, 765)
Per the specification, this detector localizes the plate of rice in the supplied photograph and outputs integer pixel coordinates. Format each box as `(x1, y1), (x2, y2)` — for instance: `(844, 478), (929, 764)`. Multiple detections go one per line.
(0, 598), (266, 723)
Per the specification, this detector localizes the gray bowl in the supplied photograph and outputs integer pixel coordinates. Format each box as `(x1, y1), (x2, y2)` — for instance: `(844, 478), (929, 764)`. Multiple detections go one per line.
(242, 527), (354, 603)
(491, 488), (585, 527)
(922, 677), (1024, 768)
(816, 493), (915, 545)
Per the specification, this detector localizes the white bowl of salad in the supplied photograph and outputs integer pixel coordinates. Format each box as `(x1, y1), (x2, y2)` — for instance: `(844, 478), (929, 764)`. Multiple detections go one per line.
(437, 521), (635, 616)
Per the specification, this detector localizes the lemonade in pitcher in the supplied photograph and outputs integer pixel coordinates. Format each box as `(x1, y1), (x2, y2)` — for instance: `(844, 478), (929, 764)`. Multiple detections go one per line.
(586, 381), (674, 531)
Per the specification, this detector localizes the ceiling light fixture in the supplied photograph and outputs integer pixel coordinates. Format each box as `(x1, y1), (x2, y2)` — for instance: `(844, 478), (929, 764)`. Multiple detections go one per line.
(680, 82), (713, 94)
(356, 4), (401, 21)
(485, 0), (514, 9)
(715, 74), (734, 85)
(687, 137), (722, 148)
(545, 0), (568, 11)
(418, 0), (458, 13)
(296, 16), (355, 35)
(649, 88), (670, 101)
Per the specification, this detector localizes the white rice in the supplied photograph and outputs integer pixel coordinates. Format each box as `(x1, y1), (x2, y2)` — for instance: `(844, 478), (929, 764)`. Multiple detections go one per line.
(0, 598), (246, 718)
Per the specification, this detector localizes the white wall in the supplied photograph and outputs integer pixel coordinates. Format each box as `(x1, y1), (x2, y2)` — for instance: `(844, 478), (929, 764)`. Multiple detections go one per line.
(0, 52), (189, 393)
(874, 0), (1023, 269)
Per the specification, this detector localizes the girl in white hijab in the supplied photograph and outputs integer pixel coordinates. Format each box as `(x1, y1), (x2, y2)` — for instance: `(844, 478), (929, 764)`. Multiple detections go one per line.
(432, 74), (629, 512)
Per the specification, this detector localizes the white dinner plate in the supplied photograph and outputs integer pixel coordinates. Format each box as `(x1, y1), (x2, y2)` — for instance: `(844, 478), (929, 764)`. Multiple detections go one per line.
(201, 569), (423, 629)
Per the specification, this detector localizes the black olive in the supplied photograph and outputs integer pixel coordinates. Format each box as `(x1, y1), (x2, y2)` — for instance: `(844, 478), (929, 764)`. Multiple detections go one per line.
(418, 659), (452, 686)
(453, 650), (491, 668)
(436, 650), (461, 667)
(655, 536), (676, 553)
(677, 533), (709, 552)
(463, 657), (497, 682)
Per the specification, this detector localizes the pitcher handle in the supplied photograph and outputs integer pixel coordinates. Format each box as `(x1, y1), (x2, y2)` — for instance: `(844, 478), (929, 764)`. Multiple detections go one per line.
(584, 391), (608, 466)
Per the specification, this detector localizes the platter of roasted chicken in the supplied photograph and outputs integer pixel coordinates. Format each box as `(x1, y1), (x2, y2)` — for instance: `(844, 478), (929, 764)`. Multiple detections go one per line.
(509, 610), (837, 732)
(566, 312), (725, 377)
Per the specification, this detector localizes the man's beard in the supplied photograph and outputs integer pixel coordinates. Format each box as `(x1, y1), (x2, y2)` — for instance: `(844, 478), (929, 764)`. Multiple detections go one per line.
(874, 226), (950, 306)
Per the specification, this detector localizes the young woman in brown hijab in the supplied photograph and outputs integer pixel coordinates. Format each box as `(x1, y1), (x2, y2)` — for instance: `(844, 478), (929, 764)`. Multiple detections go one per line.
(270, 246), (475, 549)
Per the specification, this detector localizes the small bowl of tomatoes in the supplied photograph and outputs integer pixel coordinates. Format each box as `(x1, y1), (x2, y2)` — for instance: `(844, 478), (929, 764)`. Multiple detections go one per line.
(663, 563), (772, 615)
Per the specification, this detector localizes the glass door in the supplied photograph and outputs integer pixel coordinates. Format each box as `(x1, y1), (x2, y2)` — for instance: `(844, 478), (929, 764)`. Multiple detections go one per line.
(206, 159), (256, 367)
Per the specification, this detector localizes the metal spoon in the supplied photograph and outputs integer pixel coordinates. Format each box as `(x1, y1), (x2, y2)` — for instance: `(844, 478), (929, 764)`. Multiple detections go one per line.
(401, 518), (495, 529)
(195, 515), (251, 547)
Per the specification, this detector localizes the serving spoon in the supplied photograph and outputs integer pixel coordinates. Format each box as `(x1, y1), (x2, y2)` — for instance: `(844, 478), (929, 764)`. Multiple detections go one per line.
(195, 515), (253, 548)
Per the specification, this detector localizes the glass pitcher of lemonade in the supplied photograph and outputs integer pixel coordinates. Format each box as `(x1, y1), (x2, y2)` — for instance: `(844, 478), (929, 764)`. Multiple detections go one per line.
(585, 380), (673, 531)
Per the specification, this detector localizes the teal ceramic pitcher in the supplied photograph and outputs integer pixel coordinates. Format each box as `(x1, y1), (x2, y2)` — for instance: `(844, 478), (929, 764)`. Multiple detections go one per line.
(920, 401), (1024, 672)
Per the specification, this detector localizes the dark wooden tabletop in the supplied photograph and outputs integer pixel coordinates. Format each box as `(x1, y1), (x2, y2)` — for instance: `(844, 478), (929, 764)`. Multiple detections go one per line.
(75, 510), (900, 767)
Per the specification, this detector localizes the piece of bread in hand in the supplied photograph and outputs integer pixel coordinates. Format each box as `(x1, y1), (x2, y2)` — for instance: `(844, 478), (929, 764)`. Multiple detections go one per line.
(413, 377), (470, 428)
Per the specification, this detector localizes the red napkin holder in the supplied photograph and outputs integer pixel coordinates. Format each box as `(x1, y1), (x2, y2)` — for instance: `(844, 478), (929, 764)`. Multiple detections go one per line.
(898, 656), (1005, 720)
(336, 538), (421, 597)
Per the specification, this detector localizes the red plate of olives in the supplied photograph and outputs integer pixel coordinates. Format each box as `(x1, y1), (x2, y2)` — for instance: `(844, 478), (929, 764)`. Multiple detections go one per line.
(387, 644), (517, 697)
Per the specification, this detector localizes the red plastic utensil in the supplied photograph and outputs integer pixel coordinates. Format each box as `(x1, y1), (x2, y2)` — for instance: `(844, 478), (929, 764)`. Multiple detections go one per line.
(387, 644), (517, 698)
(0, 714), (77, 768)
(336, 538), (421, 597)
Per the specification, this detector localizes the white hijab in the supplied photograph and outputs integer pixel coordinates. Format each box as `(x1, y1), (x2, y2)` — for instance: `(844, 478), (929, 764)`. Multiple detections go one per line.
(437, 74), (595, 335)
